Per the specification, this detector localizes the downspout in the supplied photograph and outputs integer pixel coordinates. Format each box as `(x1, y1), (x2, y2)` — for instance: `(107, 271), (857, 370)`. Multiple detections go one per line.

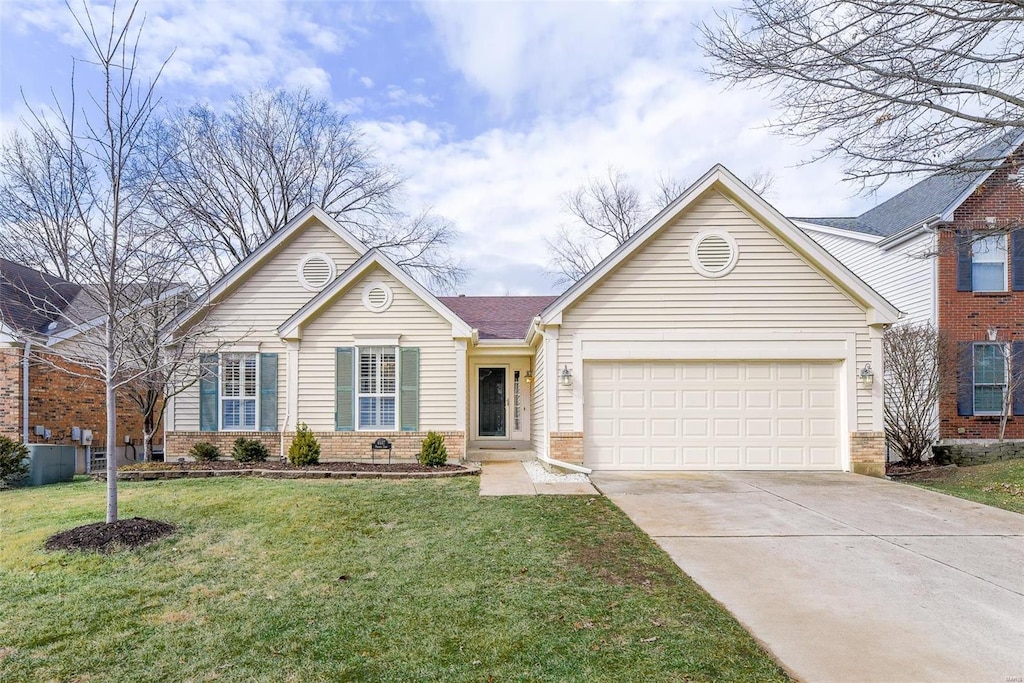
(22, 340), (31, 444)
(537, 453), (592, 475)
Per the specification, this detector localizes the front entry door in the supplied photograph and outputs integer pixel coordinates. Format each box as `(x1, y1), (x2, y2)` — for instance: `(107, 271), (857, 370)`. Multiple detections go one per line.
(478, 367), (506, 437)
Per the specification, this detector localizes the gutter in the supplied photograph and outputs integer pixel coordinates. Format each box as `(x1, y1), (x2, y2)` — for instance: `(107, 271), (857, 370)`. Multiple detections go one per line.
(876, 214), (941, 250)
(22, 340), (30, 444)
(537, 453), (592, 475)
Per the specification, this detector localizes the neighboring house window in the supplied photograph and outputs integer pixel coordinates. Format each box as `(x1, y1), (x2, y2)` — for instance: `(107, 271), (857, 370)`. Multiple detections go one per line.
(973, 343), (1007, 415)
(972, 234), (1007, 292)
(222, 353), (258, 429)
(358, 346), (397, 429)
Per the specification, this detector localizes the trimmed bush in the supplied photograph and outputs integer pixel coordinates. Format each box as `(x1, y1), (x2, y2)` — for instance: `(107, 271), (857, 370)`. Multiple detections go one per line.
(418, 431), (448, 467)
(232, 437), (269, 463)
(189, 441), (221, 462)
(0, 436), (29, 485)
(288, 423), (320, 466)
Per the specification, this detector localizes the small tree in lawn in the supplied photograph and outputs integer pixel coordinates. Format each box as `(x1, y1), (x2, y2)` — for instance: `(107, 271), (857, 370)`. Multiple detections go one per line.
(884, 323), (954, 465)
(288, 423), (320, 466)
(418, 431), (448, 467)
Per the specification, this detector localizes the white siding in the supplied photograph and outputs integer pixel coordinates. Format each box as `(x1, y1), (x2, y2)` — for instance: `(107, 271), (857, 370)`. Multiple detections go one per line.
(557, 189), (877, 432)
(808, 229), (934, 325)
(531, 338), (546, 457)
(173, 220), (362, 431)
(297, 265), (458, 431)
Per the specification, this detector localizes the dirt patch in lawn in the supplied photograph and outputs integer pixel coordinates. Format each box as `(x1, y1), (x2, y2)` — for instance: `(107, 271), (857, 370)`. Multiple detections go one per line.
(565, 530), (675, 589)
(44, 517), (176, 554)
(123, 461), (466, 473)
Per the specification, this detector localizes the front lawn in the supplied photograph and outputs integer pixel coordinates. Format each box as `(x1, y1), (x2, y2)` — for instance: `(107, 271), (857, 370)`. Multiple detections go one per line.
(0, 477), (787, 682)
(906, 459), (1024, 514)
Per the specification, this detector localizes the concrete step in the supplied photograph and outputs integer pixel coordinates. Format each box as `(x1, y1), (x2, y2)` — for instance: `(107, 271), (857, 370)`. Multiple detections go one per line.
(467, 449), (535, 462)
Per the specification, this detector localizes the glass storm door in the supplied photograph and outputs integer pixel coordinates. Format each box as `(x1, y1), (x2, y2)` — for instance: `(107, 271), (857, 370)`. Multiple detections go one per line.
(478, 368), (507, 437)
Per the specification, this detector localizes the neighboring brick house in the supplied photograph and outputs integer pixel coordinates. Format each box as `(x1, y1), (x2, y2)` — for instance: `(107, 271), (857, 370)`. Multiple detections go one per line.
(0, 258), (153, 470)
(796, 132), (1024, 443)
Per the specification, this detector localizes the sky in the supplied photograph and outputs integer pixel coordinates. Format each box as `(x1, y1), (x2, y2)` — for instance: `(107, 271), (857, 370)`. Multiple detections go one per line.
(0, 0), (905, 295)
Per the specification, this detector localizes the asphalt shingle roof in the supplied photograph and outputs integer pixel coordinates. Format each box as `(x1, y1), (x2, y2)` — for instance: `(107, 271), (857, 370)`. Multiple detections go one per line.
(438, 295), (557, 340)
(0, 258), (81, 335)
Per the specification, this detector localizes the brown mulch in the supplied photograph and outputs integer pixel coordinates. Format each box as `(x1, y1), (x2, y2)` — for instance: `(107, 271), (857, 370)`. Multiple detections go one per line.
(125, 461), (466, 473)
(886, 461), (955, 477)
(44, 517), (176, 554)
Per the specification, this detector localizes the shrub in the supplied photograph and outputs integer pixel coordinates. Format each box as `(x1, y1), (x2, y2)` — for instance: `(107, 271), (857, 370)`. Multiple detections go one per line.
(288, 423), (320, 466)
(232, 437), (269, 463)
(0, 436), (29, 485)
(189, 441), (221, 462)
(418, 431), (448, 467)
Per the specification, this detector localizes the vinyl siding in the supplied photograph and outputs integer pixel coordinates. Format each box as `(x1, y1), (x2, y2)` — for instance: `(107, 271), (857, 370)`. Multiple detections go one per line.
(173, 220), (361, 431)
(531, 338), (546, 457)
(297, 265), (458, 431)
(557, 189), (877, 431)
(808, 229), (934, 325)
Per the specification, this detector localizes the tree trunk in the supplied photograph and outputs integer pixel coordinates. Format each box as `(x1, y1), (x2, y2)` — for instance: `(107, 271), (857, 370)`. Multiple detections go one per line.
(105, 347), (118, 523)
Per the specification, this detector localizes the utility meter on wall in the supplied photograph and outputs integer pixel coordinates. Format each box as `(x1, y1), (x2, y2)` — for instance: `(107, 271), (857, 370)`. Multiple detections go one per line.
(81, 430), (93, 446)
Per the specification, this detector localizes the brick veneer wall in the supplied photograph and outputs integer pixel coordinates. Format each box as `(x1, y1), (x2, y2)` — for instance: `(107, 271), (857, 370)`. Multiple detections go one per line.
(0, 346), (22, 440)
(937, 155), (1024, 440)
(850, 431), (886, 478)
(167, 430), (466, 462)
(549, 431), (584, 464)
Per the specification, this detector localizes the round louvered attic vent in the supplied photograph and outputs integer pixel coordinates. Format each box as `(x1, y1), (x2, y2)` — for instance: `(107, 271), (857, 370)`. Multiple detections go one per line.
(297, 253), (336, 291)
(362, 281), (393, 312)
(689, 230), (738, 278)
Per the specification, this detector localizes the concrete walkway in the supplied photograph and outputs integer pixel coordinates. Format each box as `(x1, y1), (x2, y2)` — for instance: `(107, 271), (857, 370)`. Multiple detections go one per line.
(592, 471), (1024, 683)
(478, 461), (598, 496)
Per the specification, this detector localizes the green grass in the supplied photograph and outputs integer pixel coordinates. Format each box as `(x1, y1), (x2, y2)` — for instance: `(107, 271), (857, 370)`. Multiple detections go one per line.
(907, 459), (1024, 514)
(0, 477), (787, 682)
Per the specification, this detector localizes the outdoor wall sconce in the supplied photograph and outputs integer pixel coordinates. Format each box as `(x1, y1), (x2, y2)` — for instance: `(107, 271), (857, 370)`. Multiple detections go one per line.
(560, 365), (573, 387)
(525, 370), (533, 384)
(859, 363), (875, 389)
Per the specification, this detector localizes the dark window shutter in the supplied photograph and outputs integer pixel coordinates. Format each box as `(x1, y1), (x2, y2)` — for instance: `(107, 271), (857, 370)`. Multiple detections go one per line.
(400, 347), (420, 432)
(199, 353), (219, 432)
(259, 353), (278, 432)
(1011, 230), (1024, 291)
(956, 230), (973, 292)
(957, 342), (974, 416)
(335, 348), (354, 431)
(1012, 342), (1024, 417)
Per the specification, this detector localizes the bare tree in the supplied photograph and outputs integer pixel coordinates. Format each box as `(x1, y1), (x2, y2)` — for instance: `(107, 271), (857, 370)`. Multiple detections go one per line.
(0, 0), (183, 522)
(150, 89), (466, 291)
(884, 323), (955, 465)
(547, 167), (776, 283)
(701, 0), (1024, 186)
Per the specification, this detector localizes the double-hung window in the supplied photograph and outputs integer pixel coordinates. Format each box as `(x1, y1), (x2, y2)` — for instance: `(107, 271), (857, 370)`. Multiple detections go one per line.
(972, 234), (1007, 292)
(973, 343), (1008, 415)
(358, 347), (397, 429)
(222, 353), (258, 429)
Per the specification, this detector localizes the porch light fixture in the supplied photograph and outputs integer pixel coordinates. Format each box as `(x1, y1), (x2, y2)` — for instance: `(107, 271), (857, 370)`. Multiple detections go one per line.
(560, 365), (573, 387)
(525, 370), (533, 384)
(859, 363), (875, 389)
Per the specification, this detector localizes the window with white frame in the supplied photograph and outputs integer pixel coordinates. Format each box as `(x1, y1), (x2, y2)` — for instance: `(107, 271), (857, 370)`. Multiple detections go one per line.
(358, 347), (397, 429)
(972, 234), (1007, 292)
(222, 353), (258, 429)
(973, 343), (1008, 415)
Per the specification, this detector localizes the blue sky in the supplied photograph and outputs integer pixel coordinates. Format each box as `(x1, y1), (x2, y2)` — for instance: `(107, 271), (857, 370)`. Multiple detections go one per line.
(0, 1), (896, 295)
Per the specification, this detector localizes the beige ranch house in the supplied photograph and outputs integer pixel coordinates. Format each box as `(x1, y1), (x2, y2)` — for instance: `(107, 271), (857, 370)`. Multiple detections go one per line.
(164, 165), (899, 477)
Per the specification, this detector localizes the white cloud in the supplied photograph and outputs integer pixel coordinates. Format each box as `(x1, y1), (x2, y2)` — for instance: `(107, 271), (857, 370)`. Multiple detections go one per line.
(385, 86), (433, 109)
(360, 76), (375, 89)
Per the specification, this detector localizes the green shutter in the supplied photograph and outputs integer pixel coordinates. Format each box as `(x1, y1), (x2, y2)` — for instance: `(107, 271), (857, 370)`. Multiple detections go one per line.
(259, 353), (278, 432)
(199, 353), (219, 432)
(400, 347), (420, 432)
(335, 348), (355, 431)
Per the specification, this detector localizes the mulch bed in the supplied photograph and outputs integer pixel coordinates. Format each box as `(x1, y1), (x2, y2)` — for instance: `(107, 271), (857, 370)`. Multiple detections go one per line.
(886, 461), (956, 478)
(96, 461), (479, 481)
(128, 461), (466, 473)
(44, 517), (176, 554)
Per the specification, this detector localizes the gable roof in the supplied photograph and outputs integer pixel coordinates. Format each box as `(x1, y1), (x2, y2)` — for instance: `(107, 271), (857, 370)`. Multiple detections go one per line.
(0, 258), (82, 336)
(278, 249), (474, 340)
(438, 296), (557, 340)
(795, 130), (1024, 237)
(541, 164), (901, 326)
(164, 205), (369, 336)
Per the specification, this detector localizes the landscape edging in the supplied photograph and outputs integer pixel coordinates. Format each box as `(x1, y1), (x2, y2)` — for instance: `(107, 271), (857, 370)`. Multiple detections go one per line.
(92, 464), (480, 482)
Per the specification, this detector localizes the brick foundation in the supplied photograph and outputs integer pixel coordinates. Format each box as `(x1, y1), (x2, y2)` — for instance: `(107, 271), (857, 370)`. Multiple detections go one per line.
(167, 430), (466, 462)
(851, 431), (886, 477)
(0, 346), (22, 441)
(549, 431), (584, 464)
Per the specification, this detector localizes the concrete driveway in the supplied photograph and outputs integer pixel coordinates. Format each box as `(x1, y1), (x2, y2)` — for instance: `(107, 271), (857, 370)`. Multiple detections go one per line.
(591, 471), (1024, 683)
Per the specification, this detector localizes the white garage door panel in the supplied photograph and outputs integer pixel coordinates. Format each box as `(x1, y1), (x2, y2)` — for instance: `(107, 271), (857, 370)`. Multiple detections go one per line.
(583, 361), (842, 470)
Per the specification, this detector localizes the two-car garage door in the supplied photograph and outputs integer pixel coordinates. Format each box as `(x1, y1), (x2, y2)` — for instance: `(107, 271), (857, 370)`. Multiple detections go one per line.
(583, 360), (842, 470)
